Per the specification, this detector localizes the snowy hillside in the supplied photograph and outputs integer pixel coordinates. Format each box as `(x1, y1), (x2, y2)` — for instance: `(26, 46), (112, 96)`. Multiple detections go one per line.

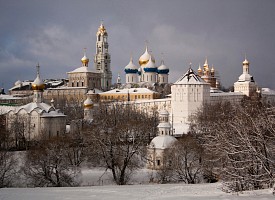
(0, 182), (273, 200)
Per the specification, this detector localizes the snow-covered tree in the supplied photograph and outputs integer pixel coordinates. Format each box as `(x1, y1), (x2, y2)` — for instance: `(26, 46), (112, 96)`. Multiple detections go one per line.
(84, 103), (157, 185)
(191, 99), (275, 192)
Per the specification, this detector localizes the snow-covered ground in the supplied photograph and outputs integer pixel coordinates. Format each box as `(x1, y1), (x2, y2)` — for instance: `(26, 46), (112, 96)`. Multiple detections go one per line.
(0, 182), (273, 200)
(1, 154), (273, 200)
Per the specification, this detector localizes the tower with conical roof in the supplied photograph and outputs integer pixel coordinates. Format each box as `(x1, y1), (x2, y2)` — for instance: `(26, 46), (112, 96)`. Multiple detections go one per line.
(94, 22), (112, 91)
(171, 65), (210, 129)
(32, 63), (45, 103)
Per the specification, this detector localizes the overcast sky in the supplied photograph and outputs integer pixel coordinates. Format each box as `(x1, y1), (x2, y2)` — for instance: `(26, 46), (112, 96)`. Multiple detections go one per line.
(1, 0), (275, 91)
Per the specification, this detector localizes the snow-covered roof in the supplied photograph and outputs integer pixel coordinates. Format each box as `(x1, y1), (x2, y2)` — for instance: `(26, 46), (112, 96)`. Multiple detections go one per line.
(46, 86), (87, 90)
(11, 102), (53, 114)
(0, 106), (16, 114)
(9, 81), (32, 91)
(159, 109), (169, 116)
(0, 94), (23, 100)
(87, 88), (103, 94)
(172, 122), (190, 136)
(157, 122), (171, 129)
(150, 135), (177, 149)
(67, 66), (99, 73)
(101, 88), (157, 95)
(261, 88), (275, 95)
(41, 110), (66, 118)
(125, 58), (138, 70)
(238, 73), (253, 82)
(210, 91), (245, 97)
(174, 68), (208, 85)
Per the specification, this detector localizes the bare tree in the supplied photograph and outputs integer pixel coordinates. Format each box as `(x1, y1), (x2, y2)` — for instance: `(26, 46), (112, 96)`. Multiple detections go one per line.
(191, 99), (275, 192)
(0, 151), (17, 187)
(157, 134), (204, 184)
(85, 103), (157, 185)
(7, 115), (30, 150)
(23, 137), (80, 187)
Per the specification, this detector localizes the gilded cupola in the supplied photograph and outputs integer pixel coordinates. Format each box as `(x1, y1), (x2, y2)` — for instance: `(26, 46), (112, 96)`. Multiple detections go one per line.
(32, 63), (45, 91)
(139, 45), (155, 66)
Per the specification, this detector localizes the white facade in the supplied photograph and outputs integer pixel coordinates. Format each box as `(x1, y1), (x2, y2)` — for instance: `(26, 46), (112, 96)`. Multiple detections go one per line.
(147, 107), (177, 170)
(6, 65), (66, 144)
(234, 58), (257, 96)
(94, 23), (112, 91)
(171, 68), (210, 124)
(124, 57), (138, 84)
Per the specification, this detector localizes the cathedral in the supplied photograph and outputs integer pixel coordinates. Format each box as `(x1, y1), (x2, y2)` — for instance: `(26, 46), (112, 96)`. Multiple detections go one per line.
(124, 45), (170, 85)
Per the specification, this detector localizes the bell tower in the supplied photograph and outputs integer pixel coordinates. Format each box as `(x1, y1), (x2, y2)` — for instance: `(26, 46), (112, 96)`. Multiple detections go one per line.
(94, 22), (112, 91)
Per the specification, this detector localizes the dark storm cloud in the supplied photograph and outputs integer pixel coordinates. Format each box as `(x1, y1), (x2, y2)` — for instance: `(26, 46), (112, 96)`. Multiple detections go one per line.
(0, 0), (275, 91)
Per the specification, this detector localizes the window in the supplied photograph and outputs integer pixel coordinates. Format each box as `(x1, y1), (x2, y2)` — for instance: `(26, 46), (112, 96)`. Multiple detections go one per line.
(157, 160), (161, 166)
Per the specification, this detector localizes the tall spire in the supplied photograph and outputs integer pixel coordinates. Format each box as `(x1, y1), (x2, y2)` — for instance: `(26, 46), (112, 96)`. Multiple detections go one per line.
(204, 57), (208, 67)
(36, 63), (40, 77)
(32, 63), (45, 103)
(160, 52), (164, 65)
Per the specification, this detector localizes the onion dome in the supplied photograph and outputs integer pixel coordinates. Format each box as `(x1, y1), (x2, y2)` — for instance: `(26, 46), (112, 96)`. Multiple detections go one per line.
(97, 22), (107, 36)
(203, 58), (208, 67)
(143, 56), (157, 73)
(139, 46), (155, 66)
(211, 65), (215, 73)
(243, 58), (249, 65)
(124, 57), (138, 74)
(157, 60), (169, 74)
(198, 64), (202, 73)
(15, 80), (22, 86)
(150, 135), (177, 149)
(138, 67), (141, 76)
(32, 64), (45, 90)
(81, 49), (89, 66)
(83, 97), (93, 109)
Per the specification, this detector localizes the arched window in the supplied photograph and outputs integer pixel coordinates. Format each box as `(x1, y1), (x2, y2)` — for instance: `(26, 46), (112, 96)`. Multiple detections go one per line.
(98, 35), (101, 41)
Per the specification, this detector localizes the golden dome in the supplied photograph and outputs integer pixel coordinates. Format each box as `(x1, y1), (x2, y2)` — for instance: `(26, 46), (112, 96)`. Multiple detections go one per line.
(84, 97), (93, 109)
(81, 55), (89, 64)
(97, 22), (107, 35)
(139, 46), (155, 66)
(243, 58), (249, 65)
(211, 66), (215, 72)
(32, 64), (45, 91)
(81, 48), (89, 66)
(198, 64), (202, 72)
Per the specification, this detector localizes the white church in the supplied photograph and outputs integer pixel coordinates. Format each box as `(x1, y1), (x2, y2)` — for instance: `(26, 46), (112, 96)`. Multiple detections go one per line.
(5, 64), (66, 146)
